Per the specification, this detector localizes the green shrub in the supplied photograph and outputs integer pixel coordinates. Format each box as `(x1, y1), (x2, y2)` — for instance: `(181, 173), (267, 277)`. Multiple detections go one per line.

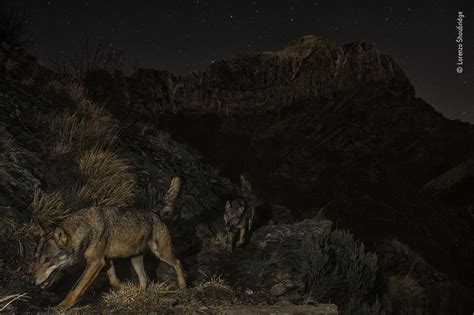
(301, 228), (378, 312)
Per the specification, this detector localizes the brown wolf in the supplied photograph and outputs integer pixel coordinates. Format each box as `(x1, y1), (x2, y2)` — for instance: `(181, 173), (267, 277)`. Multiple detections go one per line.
(224, 198), (252, 252)
(223, 174), (257, 252)
(32, 177), (187, 310)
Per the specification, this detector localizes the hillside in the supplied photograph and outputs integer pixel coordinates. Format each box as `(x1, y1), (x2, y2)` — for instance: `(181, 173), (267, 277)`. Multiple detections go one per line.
(0, 35), (472, 313)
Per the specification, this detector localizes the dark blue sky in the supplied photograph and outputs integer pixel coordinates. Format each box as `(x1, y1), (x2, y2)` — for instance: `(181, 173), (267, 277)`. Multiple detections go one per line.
(3, 0), (473, 122)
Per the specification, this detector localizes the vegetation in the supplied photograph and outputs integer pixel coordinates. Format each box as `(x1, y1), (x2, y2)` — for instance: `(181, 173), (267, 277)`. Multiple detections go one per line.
(102, 282), (173, 312)
(301, 228), (378, 314)
(22, 77), (137, 227)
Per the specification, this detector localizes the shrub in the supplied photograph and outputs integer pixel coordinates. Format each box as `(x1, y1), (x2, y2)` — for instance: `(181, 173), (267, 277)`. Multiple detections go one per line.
(301, 228), (378, 311)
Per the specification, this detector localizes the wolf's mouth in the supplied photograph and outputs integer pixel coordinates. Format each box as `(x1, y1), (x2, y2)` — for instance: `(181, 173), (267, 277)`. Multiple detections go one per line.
(38, 269), (58, 289)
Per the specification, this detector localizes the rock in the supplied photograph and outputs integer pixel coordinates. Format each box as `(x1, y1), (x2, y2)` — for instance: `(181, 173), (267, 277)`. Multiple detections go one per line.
(271, 205), (294, 224)
(196, 219), (332, 298)
(270, 283), (287, 296)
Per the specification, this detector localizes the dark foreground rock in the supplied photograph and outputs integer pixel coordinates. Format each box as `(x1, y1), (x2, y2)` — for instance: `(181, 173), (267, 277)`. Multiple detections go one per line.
(195, 219), (332, 303)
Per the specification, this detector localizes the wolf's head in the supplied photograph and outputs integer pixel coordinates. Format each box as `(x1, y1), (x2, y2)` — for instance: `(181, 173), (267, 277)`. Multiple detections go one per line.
(224, 199), (246, 231)
(33, 226), (75, 289)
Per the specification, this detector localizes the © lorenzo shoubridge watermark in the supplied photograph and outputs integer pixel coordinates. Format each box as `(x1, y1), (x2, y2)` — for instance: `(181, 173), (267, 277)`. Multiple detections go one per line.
(456, 11), (464, 74)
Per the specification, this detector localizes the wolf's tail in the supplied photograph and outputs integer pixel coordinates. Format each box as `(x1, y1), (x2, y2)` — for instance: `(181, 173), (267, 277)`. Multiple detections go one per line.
(240, 173), (252, 198)
(160, 176), (182, 217)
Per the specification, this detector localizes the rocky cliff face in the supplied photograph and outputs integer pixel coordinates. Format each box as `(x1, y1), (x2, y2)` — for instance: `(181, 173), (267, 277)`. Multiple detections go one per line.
(127, 36), (412, 115)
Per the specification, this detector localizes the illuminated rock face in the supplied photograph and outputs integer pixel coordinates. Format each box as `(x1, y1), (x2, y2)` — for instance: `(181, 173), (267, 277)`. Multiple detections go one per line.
(127, 35), (413, 114)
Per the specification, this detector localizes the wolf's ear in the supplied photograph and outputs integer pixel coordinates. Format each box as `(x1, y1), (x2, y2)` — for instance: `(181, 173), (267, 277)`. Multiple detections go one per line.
(225, 200), (231, 208)
(238, 206), (245, 215)
(53, 226), (69, 248)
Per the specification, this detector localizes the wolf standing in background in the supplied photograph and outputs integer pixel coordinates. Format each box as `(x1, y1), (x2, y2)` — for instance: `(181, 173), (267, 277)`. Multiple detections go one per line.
(223, 173), (257, 252)
(32, 177), (187, 310)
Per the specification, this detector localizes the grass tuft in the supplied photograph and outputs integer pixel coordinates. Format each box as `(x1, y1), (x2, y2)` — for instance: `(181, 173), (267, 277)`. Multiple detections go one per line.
(76, 148), (137, 208)
(0, 293), (29, 312)
(196, 274), (232, 292)
(102, 282), (173, 312)
(30, 188), (71, 226)
(0, 217), (38, 261)
(48, 100), (119, 155)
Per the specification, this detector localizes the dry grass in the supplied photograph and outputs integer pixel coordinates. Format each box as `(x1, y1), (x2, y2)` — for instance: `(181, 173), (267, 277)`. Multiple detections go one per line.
(0, 293), (29, 312)
(27, 79), (136, 226)
(102, 282), (173, 312)
(0, 135), (27, 163)
(196, 274), (232, 292)
(49, 100), (119, 155)
(31, 189), (71, 226)
(76, 148), (137, 208)
(43, 80), (86, 103)
(0, 217), (38, 260)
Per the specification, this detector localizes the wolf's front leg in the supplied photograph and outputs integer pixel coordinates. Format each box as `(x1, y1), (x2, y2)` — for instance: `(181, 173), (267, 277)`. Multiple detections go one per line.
(237, 226), (247, 247)
(56, 258), (105, 310)
(107, 260), (121, 289)
(227, 231), (234, 252)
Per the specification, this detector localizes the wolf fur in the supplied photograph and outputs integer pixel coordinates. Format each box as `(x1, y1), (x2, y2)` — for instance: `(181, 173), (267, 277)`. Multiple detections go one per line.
(223, 174), (256, 252)
(32, 177), (186, 310)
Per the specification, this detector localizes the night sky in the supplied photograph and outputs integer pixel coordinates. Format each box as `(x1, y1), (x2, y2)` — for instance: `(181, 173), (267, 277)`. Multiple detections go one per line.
(3, 0), (473, 122)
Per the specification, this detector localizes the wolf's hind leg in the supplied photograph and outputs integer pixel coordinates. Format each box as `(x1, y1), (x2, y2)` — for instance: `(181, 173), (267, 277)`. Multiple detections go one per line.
(248, 205), (255, 231)
(237, 226), (247, 246)
(131, 255), (149, 289)
(149, 223), (187, 289)
(107, 260), (121, 289)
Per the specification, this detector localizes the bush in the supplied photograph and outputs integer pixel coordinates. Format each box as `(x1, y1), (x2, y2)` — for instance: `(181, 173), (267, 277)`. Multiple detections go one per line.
(301, 228), (378, 312)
